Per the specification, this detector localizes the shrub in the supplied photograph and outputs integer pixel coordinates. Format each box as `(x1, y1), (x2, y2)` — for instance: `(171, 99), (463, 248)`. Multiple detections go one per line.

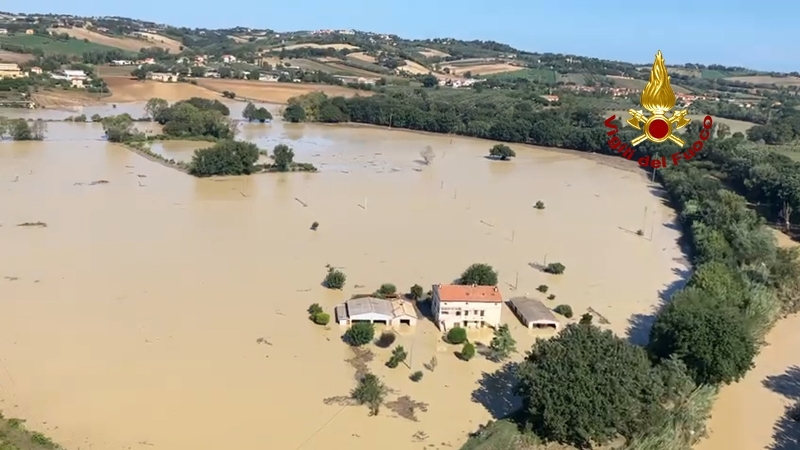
(579, 313), (593, 325)
(313, 312), (330, 325)
(459, 263), (498, 286)
(375, 330), (396, 348)
(386, 345), (407, 368)
(324, 268), (346, 289)
(311, 221), (319, 230)
(489, 143), (516, 160)
(446, 327), (468, 344)
(283, 103), (306, 122)
(554, 304), (573, 318)
(410, 284), (424, 300)
(489, 324), (516, 360)
(272, 143), (294, 171)
(377, 283), (397, 297)
(351, 372), (387, 416)
(410, 370), (424, 382)
(90, 113), (103, 122)
(547, 294), (556, 300)
(344, 322), (374, 346)
(307, 303), (323, 317)
(537, 284), (549, 293)
(534, 200), (545, 210)
(459, 342), (476, 361)
(544, 262), (566, 275)
(189, 140), (260, 177)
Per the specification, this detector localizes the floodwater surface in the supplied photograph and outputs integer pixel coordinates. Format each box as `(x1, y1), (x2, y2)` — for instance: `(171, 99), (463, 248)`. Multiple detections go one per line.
(0, 101), (729, 450)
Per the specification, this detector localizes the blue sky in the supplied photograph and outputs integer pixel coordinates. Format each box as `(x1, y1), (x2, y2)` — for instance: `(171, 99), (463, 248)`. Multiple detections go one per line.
(9, 1), (796, 72)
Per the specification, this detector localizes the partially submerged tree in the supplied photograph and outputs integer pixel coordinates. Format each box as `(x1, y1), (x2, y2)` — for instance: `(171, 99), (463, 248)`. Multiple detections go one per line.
(459, 263), (498, 286)
(488, 324), (516, 360)
(272, 144), (294, 171)
(324, 267), (346, 289)
(351, 372), (388, 416)
(386, 345), (407, 368)
(344, 322), (375, 347)
(420, 145), (436, 165)
(101, 114), (137, 143)
(189, 140), (260, 177)
(489, 144), (516, 160)
(144, 97), (169, 120)
(243, 102), (273, 123)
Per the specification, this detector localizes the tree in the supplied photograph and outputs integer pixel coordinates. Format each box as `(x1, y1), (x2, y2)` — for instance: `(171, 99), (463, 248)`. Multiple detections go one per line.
(144, 97), (169, 120)
(344, 322), (375, 346)
(544, 262), (566, 275)
(717, 122), (731, 139)
(420, 145), (435, 165)
(446, 327), (467, 344)
(579, 313), (593, 325)
(410, 371), (424, 382)
(188, 140), (260, 177)
(243, 102), (273, 123)
(351, 373), (387, 416)
(272, 144), (294, 171)
(386, 345), (407, 368)
(647, 288), (758, 385)
(307, 303), (323, 318)
(421, 74), (438, 88)
(515, 324), (667, 448)
(553, 304), (573, 318)
(324, 268), (346, 289)
(459, 263), (498, 286)
(377, 283), (397, 297)
(101, 114), (136, 142)
(489, 144), (516, 160)
(534, 200), (546, 210)
(283, 103), (306, 123)
(409, 284), (424, 300)
(488, 324), (516, 360)
(459, 342), (476, 360)
(313, 312), (330, 325)
(376, 330), (396, 348)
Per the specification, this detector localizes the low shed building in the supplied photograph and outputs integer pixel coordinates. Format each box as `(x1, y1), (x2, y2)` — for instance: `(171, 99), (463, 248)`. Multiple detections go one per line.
(508, 297), (560, 330)
(335, 297), (394, 325)
(390, 300), (418, 327)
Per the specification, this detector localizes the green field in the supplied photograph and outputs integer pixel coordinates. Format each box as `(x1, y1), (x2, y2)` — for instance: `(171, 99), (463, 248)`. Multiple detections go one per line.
(701, 69), (730, 79)
(485, 68), (557, 83)
(557, 72), (591, 85)
(0, 34), (124, 56)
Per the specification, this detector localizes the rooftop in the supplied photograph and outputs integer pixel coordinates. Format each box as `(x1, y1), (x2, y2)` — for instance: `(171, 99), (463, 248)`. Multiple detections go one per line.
(434, 284), (503, 303)
(0, 63), (21, 71)
(346, 296), (393, 317)
(391, 299), (417, 318)
(508, 297), (559, 326)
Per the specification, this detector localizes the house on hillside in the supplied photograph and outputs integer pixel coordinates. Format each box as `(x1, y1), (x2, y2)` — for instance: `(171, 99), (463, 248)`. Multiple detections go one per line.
(259, 73), (279, 82)
(0, 28), (8, 35)
(29, 66), (42, 75)
(25, 29), (34, 35)
(431, 284), (503, 331)
(222, 54), (237, 64)
(0, 63), (25, 79)
(148, 72), (176, 82)
(51, 69), (87, 88)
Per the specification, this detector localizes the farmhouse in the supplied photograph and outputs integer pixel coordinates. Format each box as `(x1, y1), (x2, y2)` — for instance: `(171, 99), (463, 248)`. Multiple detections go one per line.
(0, 63), (25, 79)
(335, 297), (418, 327)
(334, 75), (378, 85)
(259, 73), (279, 82)
(508, 297), (560, 330)
(29, 66), (42, 75)
(148, 72), (177, 82)
(0, 28), (7, 35)
(222, 54), (237, 64)
(431, 284), (503, 331)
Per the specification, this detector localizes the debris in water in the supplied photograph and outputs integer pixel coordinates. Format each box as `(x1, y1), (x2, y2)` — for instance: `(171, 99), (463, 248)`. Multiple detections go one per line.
(17, 221), (47, 228)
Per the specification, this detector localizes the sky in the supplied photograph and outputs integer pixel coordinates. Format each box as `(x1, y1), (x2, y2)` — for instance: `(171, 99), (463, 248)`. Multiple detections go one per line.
(8, 1), (798, 72)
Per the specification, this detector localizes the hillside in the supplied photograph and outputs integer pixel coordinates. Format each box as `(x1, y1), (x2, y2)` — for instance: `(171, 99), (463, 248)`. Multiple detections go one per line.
(51, 26), (181, 53)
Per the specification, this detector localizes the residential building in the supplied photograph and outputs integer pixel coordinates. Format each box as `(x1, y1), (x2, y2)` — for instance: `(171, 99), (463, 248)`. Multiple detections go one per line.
(259, 73), (279, 82)
(29, 66), (42, 75)
(148, 72), (176, 82)
(431, 284), (503, 331)
(508, 297), (560, 330)
(222, 54), (237, 64)
(0, 28), (8, 35)
(25, 29), (34, 35)
(110, 60), (134, 66)
(0, 63), (25, 79)
(51, 69), (87, 88)
(540, 94), (560, 103)
(335, 297), (418, 327)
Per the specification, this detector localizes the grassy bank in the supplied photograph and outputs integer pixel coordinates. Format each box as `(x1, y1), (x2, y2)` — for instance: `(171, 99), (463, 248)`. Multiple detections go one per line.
(0, 413), (63, 450)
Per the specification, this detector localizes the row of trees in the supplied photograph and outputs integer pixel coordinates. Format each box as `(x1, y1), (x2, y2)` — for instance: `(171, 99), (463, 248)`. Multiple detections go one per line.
(0, 118), (46, 141)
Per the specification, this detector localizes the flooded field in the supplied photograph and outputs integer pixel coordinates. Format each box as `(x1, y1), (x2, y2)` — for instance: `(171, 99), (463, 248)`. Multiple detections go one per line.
(1, 100), (789, 450)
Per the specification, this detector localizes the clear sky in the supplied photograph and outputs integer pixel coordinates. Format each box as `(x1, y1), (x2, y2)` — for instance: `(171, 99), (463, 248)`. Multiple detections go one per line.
(8, 1), (796, 72)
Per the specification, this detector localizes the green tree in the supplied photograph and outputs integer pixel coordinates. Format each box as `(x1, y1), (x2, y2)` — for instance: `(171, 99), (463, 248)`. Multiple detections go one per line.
(101, 114), (136, 143)
(409, 284), (424, 300)
(647, 288), (758, 385)
(488, 324), (516, 360)
(489, 144), (516, 160)
(553, 304), (573, 318)
(144, 97), (169, 120)
(459, 263), (498, 286)
(188, 140), (260, 177)
(515, 324), (667, 448)
(579, 313), (593, 325)
(344, 322), (375, 346)
(459, 342), (476, 360)
(421, 74), (438, 88)
(324, 268), (346, 289)
(272, 143), (294, 171)
(307, 303), (323, 317)
(243, 102), (273, 123)
(313, 312), (330, 325)
(544, 262), (566, 275)
(386, 345), (407, 368)
(351, 372), (387, 416)
(377, 283), (397, 297)
(283, 103), (306, 123)
(446, 327), (467, 344)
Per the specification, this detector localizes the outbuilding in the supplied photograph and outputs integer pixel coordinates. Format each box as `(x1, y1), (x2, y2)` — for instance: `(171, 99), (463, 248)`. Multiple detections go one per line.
(390, 299), (418, 327)
(508, 297), (560, 330)
(335, 297), (394, 326)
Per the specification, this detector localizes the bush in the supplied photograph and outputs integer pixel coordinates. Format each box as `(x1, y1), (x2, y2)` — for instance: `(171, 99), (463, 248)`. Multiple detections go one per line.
(544, 262), (566, 275)
(534, 200), (545, 210)
(554, 304), (573, 318)
(311, 221), (319, 230)
(90, 113), (102, 122)
(489, 143), (516, 160)
(386, 345), (407, 368)
(283, 103), (306, 122)
(307, 303), (323, 317)
(537, 284), (549, 293)
(344, 322), (374, 346)
(272, 144), (294, 171)
(459, 342), (476, 360)
(409, 284), (424, 300)
(313, 312), (330, 325)
(377, 283), (397, 297)
(189, 140), (260, 177)
(459, 263), (498, 286)
(222, 90), (236, 99)
(446, 327), (468, 344)
(410, 370), (424, 382)
(579, 313), (593, 324)
(547, 294), (556, 300)
(324, 268), (346, 289)
(351, 372), (387, 415)
(375, 330), (396, 348)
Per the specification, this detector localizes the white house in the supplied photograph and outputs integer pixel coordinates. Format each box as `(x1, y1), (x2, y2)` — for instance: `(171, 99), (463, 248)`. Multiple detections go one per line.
(51, 69), (87, 88)
(431, 284), (503, 331)
(148, 72), (176, 82)
(259, 73), (279, 82)
(222, 54), (237, 64)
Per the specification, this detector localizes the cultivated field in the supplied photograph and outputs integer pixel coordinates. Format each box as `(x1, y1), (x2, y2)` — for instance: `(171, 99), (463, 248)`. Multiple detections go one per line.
(0, 34), (123, 56)
(418, 48), (450, 58)
(0, 49), (34, 63)
(195, 78), (373, 103)
(397, 60), (431, 75)
(606, 75), (692, 93)
(347, 52), (377, 63)
(487, 68), (557, 83)
(132, 32), (183, 53)
(280, 43), (359, 50)
(725, 75), (800, 86)
(50, 27), (166, 53)
(228, 35), (249, 44)
(104, 77), (220, 102)
(441, 62), (524, 76)
(30, 88), (107, 108)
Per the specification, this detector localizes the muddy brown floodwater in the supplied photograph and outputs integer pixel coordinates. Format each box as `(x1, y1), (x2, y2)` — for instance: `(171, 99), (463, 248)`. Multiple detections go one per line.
(0, 100), (752, 450)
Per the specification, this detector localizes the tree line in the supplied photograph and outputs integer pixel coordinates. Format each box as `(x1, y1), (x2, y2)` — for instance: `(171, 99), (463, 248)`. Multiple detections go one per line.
(283, 87), (800, 449)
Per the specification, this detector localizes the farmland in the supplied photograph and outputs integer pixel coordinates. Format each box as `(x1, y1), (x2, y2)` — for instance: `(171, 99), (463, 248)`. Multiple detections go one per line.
(0, 49), (34, 63)
(606, 75), (692, 93)
(441, 62), (525, 76)
(279, 42), (359, 50)
(50, 27), (170, 52)
(725, 75), (800, 86)
(486, 68), (557, 83)
(0, 34), (126, 56)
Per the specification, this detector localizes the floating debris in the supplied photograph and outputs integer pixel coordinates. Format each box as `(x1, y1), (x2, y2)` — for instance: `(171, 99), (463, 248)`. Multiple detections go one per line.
(17, 221), (47, 228)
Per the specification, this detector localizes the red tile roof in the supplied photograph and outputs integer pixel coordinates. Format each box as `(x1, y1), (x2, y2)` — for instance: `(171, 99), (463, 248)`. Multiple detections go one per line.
(434, 284), (503, 303)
